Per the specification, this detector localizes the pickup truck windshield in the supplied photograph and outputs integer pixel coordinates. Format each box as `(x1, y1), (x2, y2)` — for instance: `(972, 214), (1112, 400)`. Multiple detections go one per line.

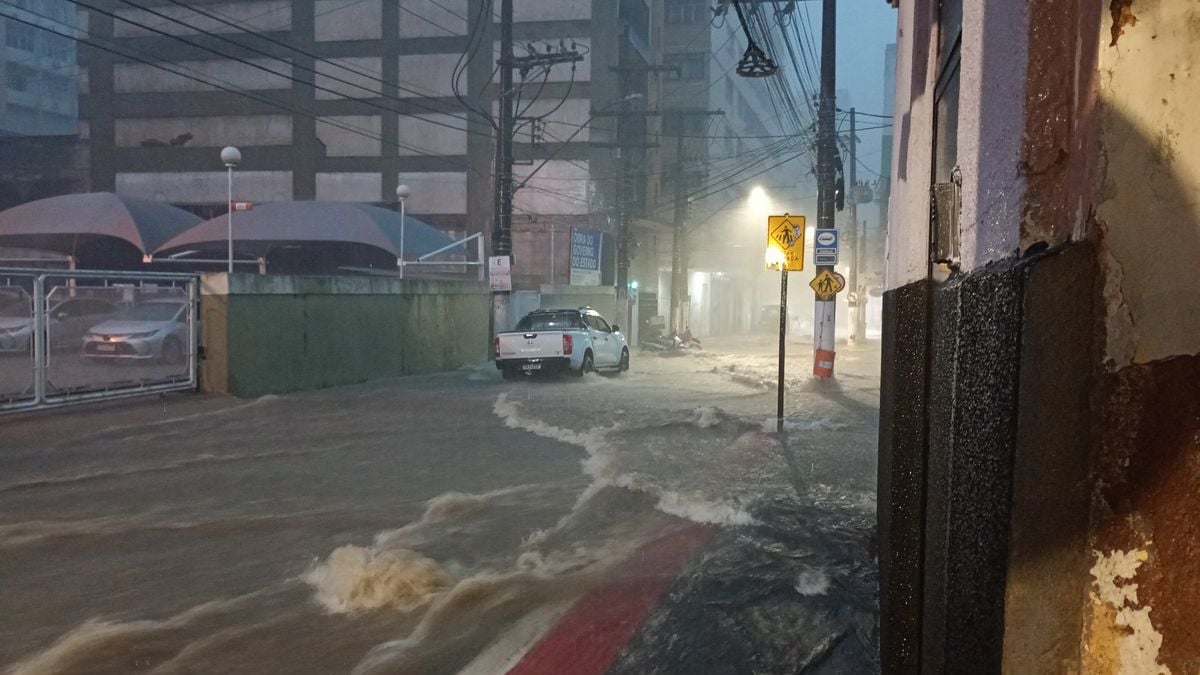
(515, 312), (582, 331)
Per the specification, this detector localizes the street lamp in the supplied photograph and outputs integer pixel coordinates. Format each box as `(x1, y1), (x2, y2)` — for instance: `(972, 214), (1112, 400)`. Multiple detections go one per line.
(220, 146), (241, 274)
(396, 184), (411, 279)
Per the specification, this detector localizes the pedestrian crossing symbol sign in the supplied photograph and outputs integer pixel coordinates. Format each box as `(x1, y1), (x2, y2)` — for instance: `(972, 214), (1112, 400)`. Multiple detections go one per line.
(809, 269), (846, 300)
(766, 214), (805, 272)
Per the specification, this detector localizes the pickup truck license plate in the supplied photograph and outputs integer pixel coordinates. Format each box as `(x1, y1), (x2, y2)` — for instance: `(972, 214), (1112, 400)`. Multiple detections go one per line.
(522, 363), (542, 371)
(96, 344), (116, 352)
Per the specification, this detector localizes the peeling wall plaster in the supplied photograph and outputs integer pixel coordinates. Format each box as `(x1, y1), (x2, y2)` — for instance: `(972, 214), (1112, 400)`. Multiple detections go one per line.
(1087, 549), (1169, 674)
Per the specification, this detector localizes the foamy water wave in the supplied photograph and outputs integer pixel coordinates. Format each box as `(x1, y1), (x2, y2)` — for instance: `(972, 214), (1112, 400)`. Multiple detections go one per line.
(493, 393), (765, 527)
(760, 416), (847, 433)
(306, 546), (454, 614)
(6, 591), (272, 675)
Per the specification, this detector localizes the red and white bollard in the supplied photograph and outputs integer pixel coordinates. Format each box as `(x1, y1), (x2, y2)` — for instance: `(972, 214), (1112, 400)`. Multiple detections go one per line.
(813, 298), (837, 378)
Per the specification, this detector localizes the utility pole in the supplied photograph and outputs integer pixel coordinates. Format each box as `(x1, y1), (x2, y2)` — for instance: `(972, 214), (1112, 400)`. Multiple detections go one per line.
(491, 0), (515, 337)
(846, 107), (859, 343)
(669, 132), (688, 335)
(490, 1), (581, 340)
(664, 109), (723, 335)
(812, 0), (838, 378)
(609, 65), (675, 336)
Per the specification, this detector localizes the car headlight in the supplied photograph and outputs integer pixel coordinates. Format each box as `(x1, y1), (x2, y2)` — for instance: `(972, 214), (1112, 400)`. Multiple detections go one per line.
(0, 326), (28, 336)
(123, 331), (159, 339)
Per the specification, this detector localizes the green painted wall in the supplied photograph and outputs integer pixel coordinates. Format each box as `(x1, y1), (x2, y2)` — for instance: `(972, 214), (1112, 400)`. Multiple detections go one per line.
(202, 274), (489, 397)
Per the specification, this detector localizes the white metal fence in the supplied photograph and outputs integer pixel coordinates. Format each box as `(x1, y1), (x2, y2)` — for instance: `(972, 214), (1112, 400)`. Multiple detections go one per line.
(0, 269), (198, 413)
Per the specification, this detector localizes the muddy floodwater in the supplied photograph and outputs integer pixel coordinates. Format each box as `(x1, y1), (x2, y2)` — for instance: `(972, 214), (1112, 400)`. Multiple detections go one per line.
(0, 337), (880, 674)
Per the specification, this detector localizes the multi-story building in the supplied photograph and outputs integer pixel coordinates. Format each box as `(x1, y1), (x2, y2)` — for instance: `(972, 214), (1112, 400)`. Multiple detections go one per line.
(654, 0), (811, 336)
(0, 0), (86, 211)
(77, 0), (659, 290)
(0, 0), (78, 137)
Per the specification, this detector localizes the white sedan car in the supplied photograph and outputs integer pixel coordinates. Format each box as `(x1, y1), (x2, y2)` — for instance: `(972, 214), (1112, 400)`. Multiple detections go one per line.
(82, 300), (190, 364)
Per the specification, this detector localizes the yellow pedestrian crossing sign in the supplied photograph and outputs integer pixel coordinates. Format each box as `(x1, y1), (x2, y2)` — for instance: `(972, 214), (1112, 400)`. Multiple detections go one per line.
(766, 214), (805, 272)
(809, 269), (846, 300)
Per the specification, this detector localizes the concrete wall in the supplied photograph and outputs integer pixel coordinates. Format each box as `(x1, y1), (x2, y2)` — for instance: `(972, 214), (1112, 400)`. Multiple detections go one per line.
(1095, 1), (1200, 366)
(200, 273), (489, 397)
(537, 284), (616, 326)
(880, 0), (1200, 673)
(1083, 2), (1200, 672)
(956, 1), (1026, 270)
(884, 0), (937, 290)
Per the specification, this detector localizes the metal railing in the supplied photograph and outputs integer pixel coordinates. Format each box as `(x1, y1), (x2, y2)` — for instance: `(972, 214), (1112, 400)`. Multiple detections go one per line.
(0, 268), (199, 414)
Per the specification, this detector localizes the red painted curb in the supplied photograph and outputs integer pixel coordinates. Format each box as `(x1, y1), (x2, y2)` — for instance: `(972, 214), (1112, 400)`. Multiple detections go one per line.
(508, 523), (713, 675)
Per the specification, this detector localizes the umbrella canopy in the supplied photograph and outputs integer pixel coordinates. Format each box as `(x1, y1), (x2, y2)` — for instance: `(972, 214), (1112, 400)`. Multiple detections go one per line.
(0, 192), (202, 255)
(153, 201), (454, 260)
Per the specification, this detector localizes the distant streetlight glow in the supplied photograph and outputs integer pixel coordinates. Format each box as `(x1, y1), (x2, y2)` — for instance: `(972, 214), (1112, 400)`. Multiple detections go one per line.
(749, 186), (770, 215)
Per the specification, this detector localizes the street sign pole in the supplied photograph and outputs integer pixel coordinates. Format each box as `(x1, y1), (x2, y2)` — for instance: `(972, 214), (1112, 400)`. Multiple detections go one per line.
(766, 214), (805, 433)
(777, 269), (788, 433)
(811, 228), (841, 378)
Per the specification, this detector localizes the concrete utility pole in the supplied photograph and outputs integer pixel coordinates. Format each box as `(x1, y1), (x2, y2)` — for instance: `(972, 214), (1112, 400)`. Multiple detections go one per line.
(664, 109), (723, 335)
(669, 132), (688, 335)
(490, 0), (582, 340)
(491, 0), (515, 337)
(846, 107), (859, 343)
(727, 0), (838, 373)
(609, 65), (675, 337)
(812, 0), (838, 378)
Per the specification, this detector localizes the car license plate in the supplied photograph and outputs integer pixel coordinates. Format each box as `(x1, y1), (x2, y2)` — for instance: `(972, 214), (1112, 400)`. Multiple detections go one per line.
(522, 363), (542, 371)
(96, 344), (116, 352)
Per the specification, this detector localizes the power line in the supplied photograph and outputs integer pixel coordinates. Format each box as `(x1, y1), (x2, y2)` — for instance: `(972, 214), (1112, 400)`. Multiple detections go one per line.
(396, 3), (458, 35)
(103, 0), (486, 137)
(0, 6), (489, 178)
(838, 107), (892, 119)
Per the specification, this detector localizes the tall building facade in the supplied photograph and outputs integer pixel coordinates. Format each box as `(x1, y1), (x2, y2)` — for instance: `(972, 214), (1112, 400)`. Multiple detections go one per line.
(0, 0), (78, 136)
(77, 0), (657, 288)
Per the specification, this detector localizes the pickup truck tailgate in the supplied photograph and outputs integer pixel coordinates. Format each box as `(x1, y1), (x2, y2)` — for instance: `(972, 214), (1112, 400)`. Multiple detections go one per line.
(497, 331), (564, 359)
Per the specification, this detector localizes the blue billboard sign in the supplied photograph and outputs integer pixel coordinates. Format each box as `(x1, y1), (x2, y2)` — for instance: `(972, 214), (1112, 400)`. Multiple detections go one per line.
(569, 227), (603, 286)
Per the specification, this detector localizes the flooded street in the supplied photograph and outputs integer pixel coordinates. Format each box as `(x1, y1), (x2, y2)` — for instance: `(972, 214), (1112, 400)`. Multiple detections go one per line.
(0, 337), (879, 674)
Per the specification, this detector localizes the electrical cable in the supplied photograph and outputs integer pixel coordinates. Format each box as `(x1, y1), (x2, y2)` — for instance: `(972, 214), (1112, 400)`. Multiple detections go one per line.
(111, 0), (485, 136)
(0, 6), (490, 179)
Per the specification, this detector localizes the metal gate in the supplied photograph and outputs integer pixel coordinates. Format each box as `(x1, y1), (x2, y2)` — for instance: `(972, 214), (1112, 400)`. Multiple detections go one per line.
(0, 268), (198, 413)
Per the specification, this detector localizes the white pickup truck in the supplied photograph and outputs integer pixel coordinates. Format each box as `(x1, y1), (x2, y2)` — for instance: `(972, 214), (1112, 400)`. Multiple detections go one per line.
(494, 308), (630, 379)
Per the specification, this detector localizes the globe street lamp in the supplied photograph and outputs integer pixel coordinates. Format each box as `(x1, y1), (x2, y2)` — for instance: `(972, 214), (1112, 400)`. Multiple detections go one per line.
(396, 184), (411, 279)
(220, 146), (241, 274)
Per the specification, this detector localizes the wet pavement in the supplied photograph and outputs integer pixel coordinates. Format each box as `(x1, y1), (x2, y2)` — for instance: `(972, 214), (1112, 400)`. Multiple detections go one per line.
(0, 335), (880, 674)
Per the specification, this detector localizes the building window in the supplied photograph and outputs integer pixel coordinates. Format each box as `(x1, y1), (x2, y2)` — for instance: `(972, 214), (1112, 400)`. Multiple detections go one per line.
(619, 0), (651, 49)
(666, 0), (707, 25)
(45, 74), (72, 99)
(665, 53), (706, 81)
(39, 31), (72, 58)
(6, 23), (36, 52)
(6, 64), (37, 93)
(931, 0), (963, 265)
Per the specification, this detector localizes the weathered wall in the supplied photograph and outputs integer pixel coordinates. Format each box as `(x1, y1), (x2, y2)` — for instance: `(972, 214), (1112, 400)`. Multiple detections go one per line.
(882, 0), (1200, 673)
(1081, 2), (1200, 673)
(1086, 355), (1200, 675)
(200, 273), (489, 397)
(1095, 0), (1200, 366)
